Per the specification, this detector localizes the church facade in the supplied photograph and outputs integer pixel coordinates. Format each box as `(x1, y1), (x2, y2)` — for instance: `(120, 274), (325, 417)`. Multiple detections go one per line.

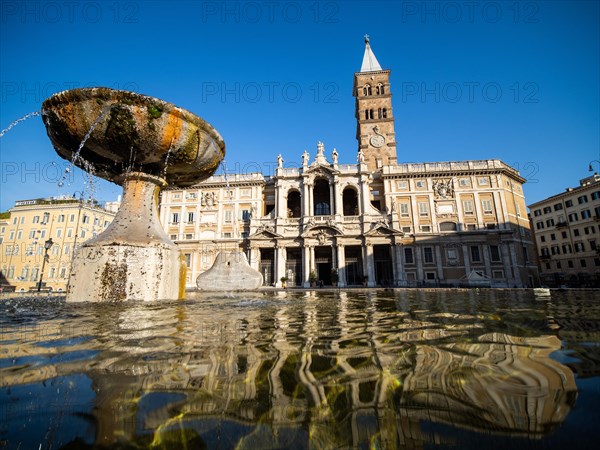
(159, 38), (538, 288)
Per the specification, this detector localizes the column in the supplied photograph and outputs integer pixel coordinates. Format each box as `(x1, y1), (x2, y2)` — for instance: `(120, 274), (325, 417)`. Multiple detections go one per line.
(365, 243), (376, 287)
(414, 244), (424, 284)
(334, 178), (343, 216)
(303, 245), (311, 288)
(329, 180), (334, 216)
(393, 244), (405, 286)
(275, 245), (286, 287)
(482, 244), (492, 281)
(336, 244), (346, 287)
(302, 179), (310, 217)
(435, 245), (444, 284)
(249, 246), (260, 271)
(462, 245), (471, 278)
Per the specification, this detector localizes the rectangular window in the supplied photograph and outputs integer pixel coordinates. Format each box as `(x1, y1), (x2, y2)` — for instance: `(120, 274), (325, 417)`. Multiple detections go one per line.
(478, 177), (489, 186)
(417, 202), (429, 216)
(462, 200), (474, 215)
(187, 212), (195, 223)
(574, 242), (585, 252)
(184, 253), (191, 267)
(578, 195), (588, 204)
(29, 230), (36, 239)
(591, 191), (600, 200)
(241, 210), (251, 221)
(533, 209), (542, 217)
(400, 203), (410, 217)
(415, 180), (426, 189)
(185, 233), (193, 240)
(459, 178), (470, 187)
(33, 216), (40, 223)
(404, 247), (414, 264)
(546, 219), (554, 227)
(224, 210), (233, 222)
(551, 233), (556, 241)
(493, 270), (504, 279)
(396, 180), (408, 190)
(581, 259), (587, 268)
(581, 210), (592, 219)
(565, 200), (573, 207)
(490, 245), (501, 262)
(82, 215), (89, 224)
(70, 214), (75, 222)
(171, 212), (179, 224)
(447, 249), (458, 260)
(420, 225), (431, 232)
(554, 203), (563, 211)
(481, 199), (493, 214)
(223, 232), (232, 238)
(470, 246), (481, 262)
(67, 229), (73, 238)
(423, 247), (434, 264)
(568, 213), (578, 222)
(536, 222), (544, 230)
(543, 206), (552, 214)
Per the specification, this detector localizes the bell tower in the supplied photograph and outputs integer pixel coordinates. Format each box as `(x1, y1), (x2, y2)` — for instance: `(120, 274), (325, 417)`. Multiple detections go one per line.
(354, 35), (397, 171)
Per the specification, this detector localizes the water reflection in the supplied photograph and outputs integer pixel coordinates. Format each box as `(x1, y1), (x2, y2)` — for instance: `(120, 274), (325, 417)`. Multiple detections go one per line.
(1, 289), (597, 449)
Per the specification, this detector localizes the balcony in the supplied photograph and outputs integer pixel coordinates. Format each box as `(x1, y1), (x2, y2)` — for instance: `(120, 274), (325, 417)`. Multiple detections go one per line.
(556, 221), (568, 228)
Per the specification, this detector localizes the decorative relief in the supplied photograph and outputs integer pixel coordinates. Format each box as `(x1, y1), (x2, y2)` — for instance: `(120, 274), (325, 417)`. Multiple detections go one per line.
(433, 179), (455, 199)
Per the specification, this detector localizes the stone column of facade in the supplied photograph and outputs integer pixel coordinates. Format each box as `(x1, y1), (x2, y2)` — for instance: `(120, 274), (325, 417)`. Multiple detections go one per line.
(249, 246), (260, 271)
(414, 244), (424, 284)
(275, 245), (286, 287)
(334, 177), (343, 216)
(473, 192), (484, 228)
(359, 173), (370, 215)
(302, 179), (310, 217)
(502, 243), (517, 287)
(393, 244), (405, 286)
(435, 245), (444, 284)
(303, 245), (311, 287)
(336, 243), (346, 287)
(482, 245), (492, 281)
(329, 181), (335, 216)
(462, 245), (472, 279)
(365, 243), (376, 287)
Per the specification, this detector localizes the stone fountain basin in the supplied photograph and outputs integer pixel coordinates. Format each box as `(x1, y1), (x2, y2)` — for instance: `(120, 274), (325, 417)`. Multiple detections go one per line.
(41, 87), (225, 187)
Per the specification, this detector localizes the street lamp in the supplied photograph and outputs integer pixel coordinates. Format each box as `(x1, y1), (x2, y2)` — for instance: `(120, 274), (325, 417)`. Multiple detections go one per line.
(588, 160), (600, 173)
(37, 237), (53, 292)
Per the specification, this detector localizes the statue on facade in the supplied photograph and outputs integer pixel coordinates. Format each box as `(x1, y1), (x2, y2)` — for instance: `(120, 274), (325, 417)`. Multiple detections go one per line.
(358, 149), (365, 163)
(302, 150), (309, 167)
(332, 148), (339, 165)
(277, 154), (284, 168)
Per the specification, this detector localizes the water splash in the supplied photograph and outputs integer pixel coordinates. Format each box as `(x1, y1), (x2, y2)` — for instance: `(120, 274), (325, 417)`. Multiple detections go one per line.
(0, 111), (41, 138)
(57, 105), (112, 196)
(161, 137), (176, 180)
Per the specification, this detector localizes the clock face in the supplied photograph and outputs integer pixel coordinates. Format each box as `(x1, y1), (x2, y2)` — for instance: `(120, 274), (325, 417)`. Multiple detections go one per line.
(370, 134), (385, 148)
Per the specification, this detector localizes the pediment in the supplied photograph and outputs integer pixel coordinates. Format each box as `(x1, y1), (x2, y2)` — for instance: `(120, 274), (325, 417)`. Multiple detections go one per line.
(306, 164), (339, 176)
(301, 223), (343, 238)
(249, 226), (283, 239)
(364, 223), (403, 237)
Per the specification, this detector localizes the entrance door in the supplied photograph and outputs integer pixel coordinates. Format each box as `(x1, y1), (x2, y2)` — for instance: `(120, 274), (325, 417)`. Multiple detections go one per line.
(314, 246), (332, 285)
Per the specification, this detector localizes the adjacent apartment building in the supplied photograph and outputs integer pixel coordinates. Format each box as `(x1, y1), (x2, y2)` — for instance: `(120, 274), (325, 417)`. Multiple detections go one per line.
(160, 38), (538, 288)
(0, 197), (117, 292)
(528, 173), (600, 287)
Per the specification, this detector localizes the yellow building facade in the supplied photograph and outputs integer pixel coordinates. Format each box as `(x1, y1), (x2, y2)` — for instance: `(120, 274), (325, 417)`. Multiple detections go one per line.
(0, 197), (116, 292)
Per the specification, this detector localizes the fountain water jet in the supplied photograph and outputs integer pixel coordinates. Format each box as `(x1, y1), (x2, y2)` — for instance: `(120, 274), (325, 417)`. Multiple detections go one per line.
(41, 87), (225, 301)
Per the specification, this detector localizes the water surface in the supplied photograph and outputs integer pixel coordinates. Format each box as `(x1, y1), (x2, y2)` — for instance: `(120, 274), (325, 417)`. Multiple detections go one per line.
(1, 289), (599, 449)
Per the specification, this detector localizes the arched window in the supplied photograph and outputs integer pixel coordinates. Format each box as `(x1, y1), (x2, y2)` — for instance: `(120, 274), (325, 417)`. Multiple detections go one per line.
(382, 108), (387, 118)
(313, 179), (331, 216)
(363, 84), (372, 96)
(287, 190), (301, 218)
(376, 83), (385, 95)
(343, 187), (359, 216)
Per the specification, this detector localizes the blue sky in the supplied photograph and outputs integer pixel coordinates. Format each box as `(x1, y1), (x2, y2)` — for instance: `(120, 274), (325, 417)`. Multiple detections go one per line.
(1, 1), (598, 211)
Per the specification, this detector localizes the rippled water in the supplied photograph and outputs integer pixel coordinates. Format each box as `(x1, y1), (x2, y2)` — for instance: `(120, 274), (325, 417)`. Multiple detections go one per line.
(1, 289), (599, 449)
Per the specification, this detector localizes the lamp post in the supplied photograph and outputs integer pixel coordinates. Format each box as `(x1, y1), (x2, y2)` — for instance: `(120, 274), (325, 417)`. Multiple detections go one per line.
(37, 237), (53, 292)
(588, 160), (600, 173)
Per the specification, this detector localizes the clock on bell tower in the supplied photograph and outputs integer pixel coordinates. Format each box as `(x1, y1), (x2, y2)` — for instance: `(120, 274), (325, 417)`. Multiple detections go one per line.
(354, 35), (397, 171)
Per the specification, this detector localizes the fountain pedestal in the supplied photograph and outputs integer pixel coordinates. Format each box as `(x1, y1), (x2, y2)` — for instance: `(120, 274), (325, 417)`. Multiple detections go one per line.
(67, 172), (185, 302)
